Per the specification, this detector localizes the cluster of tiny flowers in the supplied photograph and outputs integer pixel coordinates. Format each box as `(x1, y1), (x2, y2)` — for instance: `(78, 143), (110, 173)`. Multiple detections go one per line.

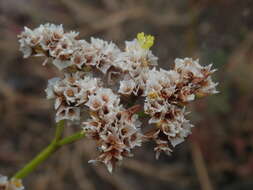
(18, 24), (218, 172)
(0, 175), (24, 190)
(142, 58), (218, 156)
(83, 104), (142, 172)
(45, 72), (101, 122)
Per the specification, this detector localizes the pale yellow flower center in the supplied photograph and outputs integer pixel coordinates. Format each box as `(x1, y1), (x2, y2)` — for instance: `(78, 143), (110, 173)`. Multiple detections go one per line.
(148, 92), (159, 99)
(11, 179), (23, 188)
(137, 32), (155, 49)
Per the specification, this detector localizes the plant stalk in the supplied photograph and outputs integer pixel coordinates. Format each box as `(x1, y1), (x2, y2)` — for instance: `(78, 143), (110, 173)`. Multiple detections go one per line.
(12, 121), (85, 179)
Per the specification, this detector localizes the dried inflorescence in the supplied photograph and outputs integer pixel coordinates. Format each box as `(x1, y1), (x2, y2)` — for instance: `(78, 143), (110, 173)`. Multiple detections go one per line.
(83, 104), (142, 172)
(18, 23), (218, 172)
(0, 175), (24, 190)
(45, 72), (101, 122)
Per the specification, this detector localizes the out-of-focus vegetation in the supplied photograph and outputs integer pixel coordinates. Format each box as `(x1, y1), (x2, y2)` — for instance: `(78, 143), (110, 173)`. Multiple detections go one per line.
(0, 0), (253, 189)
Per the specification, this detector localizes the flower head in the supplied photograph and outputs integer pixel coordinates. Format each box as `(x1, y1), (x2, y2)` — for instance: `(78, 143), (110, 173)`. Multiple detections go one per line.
(18, 23), (218, 172)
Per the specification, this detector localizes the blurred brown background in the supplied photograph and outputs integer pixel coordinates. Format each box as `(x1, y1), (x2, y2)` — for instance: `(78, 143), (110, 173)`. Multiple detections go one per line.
(0, 0), (253, 189)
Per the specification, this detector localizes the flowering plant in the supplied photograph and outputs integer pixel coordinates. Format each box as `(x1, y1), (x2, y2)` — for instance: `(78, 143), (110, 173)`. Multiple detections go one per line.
(1, 24), (218, 189)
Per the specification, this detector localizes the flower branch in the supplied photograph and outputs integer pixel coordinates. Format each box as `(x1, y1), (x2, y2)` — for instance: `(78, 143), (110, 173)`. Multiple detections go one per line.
(12, 121), (85, 180)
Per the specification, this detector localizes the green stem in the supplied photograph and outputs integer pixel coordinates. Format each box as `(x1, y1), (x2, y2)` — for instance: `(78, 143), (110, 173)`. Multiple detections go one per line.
(57, 131), (85, 146)
(12, 142), (60, 179)
(54, 120), (65, 142)
(12, 121), (85, 180)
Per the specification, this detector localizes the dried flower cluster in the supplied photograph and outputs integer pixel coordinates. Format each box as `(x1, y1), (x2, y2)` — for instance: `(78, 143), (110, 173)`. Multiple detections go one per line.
(18, 24), (218, 172)
(0, 175), (24, 190)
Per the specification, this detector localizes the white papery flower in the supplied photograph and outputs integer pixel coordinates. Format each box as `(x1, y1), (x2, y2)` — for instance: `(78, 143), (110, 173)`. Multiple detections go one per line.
(154, 139), (172, 159)
(159, 106), (193, 147)
(114, 39), (157, 80)
(0, 175), (24, 190)
(87, 38), (121, 74)
(145, 68), (179, 96)
(124, 40), (158, 66)
(178, 85), (195, 102)
(145, 69), (163, 93)
(85, 95), (103, 111)
(144, 97), (166, 116)
(52, 59), (72, 70)
(18, 26), (43, 58)
(86, 88), (119, 112)
(75, 77), (101, 105)
(175, 58), (204, 78)
(118, 79), (136, 95)
(196, 77), (219, 96)
(56, 106), (80, 122)
(71, 50), (87, 69)
(174, 58), (217, 82)
(0, 175), (8, 187)
(45, 77), (60, 99)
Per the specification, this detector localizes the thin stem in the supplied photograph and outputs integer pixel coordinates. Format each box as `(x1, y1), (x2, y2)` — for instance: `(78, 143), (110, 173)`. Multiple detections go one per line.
(53, 120), (65, 143)
(12, 142), (59, 179)
(57, 131), (85, 146)
(12, 121), (85, 180)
